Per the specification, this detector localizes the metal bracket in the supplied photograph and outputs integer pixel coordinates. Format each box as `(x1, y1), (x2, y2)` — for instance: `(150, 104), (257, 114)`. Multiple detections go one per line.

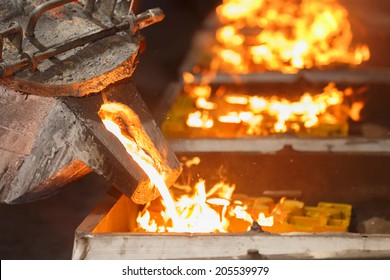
(25, 0), (75, 38)
(0, 7), (164, 78)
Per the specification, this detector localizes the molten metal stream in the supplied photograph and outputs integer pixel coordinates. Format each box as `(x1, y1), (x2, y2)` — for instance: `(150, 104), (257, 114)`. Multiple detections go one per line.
(99, 103), (182, 228)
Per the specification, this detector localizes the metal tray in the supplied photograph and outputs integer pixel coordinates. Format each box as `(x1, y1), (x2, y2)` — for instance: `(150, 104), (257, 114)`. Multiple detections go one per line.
(156, 82), (390, 154)
(73, 152), (390, 259)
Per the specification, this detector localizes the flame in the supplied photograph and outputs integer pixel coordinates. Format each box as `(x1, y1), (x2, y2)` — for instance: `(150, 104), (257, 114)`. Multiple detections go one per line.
(186, 82), (352, 135)
(99, 103), (255, 233)
(134, 157), (352, 233)
(133, 155), (259, 233)
(349, 101), (364, 121)
(136, 175), (351, 233)
(189, 85), (212, 99)
(137, 179), (242, 233)
(139, 182), (335, 233)
(257, 213), (274, 227)
(186, 111), (214, 128)
(210, 0), (370, 73)
(196, 98), (217, 110)
(99, 102), (183, 228)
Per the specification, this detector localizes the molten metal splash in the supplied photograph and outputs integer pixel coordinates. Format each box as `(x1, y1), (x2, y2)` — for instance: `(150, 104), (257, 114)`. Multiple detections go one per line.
(136, 179), (255, 233)
(211, 0), (370, 73)
(136, 171), (352, 233)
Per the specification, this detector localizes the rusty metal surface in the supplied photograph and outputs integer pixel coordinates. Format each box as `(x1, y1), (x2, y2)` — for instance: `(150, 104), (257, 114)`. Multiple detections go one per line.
(0, 22), (23, 60)
(0, 80), (181, 204)
(25, 0), (75, 37)
(0, 0), (150, 96)
(63, 79), (182, 204)
(0, 1), (28, 22)
(0, 1), (176, 203)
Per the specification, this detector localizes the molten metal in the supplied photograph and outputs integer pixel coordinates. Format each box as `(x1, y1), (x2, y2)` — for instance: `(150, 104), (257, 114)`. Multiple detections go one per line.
(99, 101), (181, 205)
(184, 83), (359, 136)
(134, 159), (352, 233)
(210, 0), (370, 73)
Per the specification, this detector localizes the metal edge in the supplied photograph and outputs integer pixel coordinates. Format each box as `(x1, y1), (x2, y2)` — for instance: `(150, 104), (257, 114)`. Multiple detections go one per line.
(72, 189), (390, 259)
(156, 83), (390, 154)
(181, 69), (390, 85)
(75, 230), (390, 259)
(167, 138), (390, 153)
(72, 187), (122, 259)
(75, 188), (122, 235)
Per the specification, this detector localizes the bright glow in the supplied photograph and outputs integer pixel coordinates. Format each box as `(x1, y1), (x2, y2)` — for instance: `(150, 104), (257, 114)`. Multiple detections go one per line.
(191, 85), (211, 99)
(210, 0), (370, 73)
(196, 97), (217, 110)
(186, 83), (351, 135)
(186, 111), (214, 128)
(134, 157), (258, 233)
(220, 49), (243, 66)
(349, 101), (364, 121)
(224, 95), (249, 105)
(135, 158), (352, 233)
(137, 179), (239, 233)
(99, 102), (183, 229)
(218, 112), (242, 124)
(257, 212), (274, 227)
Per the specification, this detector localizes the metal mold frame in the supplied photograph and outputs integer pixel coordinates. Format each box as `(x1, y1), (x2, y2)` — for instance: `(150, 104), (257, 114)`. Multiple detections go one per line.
(155, 82), (390, 154)
(72, 188), (390, 260)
